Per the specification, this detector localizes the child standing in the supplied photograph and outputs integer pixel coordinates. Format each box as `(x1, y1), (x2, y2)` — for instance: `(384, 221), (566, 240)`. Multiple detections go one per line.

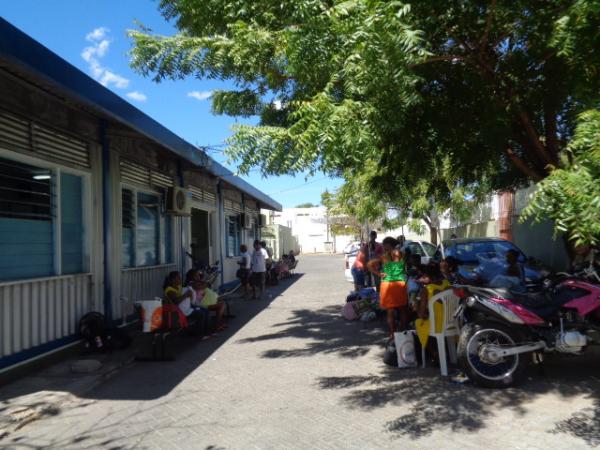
(367, 237), (408, 339)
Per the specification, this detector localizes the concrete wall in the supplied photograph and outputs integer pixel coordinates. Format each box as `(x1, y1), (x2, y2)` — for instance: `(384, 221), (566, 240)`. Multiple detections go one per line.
(439, 186), (569, 271)
(263, 224), (299, 259)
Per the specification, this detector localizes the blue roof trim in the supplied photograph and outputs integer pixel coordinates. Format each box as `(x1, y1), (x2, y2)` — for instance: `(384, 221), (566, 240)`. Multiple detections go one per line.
(0, 18), (281, 211)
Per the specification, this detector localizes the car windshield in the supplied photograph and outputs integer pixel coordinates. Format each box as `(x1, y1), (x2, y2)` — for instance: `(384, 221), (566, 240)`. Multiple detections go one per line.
(447, 241), (525, 264)
(422, 242), (437, 257)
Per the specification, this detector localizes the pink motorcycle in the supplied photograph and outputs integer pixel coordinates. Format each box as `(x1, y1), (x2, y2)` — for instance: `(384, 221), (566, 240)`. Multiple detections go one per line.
(454, 278), (600, 388)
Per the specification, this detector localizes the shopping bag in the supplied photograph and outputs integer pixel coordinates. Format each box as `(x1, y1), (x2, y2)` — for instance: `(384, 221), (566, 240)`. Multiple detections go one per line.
(394, 330), (417, 368)
(341, 301), (358, 320)
(140, 300), (162, 332)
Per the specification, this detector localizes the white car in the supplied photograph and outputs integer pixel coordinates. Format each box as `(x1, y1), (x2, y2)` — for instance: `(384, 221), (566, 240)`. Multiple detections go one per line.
(344, 248), (358, 283)
(401, 240), (437, 265)
(344, 240), (437, 283)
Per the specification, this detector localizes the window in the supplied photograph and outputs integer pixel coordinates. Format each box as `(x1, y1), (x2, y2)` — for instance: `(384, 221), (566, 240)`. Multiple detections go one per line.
(0, 156), (87, 281)
(60, 172), (84, 274)
(226, 215), (241, 257)
(121, 188), (173, 268)
(121, 189), (135, 268)
(136, 193), (160, 266)
(422, 242), (437, 257)
(408, 242), (424, 256)
(449, 240), (525, 264)
(164, 214), (173, 264)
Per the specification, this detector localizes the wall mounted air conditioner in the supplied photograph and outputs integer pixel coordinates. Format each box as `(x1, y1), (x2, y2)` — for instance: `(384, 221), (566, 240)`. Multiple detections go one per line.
(166, 186), (191, 215)
(258, 214), (267, 228)
(239, 213), (252, 229)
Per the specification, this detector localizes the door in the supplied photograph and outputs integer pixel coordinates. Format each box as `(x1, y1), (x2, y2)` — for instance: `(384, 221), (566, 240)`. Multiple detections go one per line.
(191, 208), (210, 269)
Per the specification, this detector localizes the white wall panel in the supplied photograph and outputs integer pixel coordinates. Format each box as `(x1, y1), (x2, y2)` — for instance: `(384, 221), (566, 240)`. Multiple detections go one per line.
(119, 264), (176, 318)
(0, 274), (91, 358)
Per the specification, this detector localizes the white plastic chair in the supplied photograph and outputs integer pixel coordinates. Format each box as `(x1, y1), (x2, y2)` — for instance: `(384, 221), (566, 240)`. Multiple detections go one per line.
(421, 289), (461, 376)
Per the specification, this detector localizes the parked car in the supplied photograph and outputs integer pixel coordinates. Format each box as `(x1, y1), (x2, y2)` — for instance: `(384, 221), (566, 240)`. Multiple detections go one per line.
(344, 247), (359, 283)
(401, 240), (437, 265)
(434, 237), (546, 285)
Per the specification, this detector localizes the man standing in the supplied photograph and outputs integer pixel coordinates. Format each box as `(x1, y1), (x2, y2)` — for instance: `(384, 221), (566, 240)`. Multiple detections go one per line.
(251, 239), (268, 299)
(366, 230), (383, 290)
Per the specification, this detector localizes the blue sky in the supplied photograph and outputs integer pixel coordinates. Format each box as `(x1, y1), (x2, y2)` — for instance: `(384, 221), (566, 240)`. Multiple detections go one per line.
(0, 0), (342, 207)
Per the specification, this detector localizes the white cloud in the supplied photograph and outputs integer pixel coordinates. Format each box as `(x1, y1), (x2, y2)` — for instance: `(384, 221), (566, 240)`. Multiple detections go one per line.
(273, 99), (283, 110)
(187, 90), (213, 101)
(126, 91), (147, 102)
(81, 27), (130, 90)
(86, 27), (109, 42)
(100, 71), (130, 89)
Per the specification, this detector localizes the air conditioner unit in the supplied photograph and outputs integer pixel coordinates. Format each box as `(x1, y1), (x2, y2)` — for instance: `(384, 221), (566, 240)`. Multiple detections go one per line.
(258, 214), (267, 228)
(239, 213), (252, 229)
(166, 186), (191, 215)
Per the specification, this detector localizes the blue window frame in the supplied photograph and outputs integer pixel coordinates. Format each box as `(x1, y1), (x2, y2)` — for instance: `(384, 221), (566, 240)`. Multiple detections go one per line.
(226, 215), (240, 257)
(0, 156), (87, 281)
(60, 172), (84, 274)
(121, 187), (173, 268)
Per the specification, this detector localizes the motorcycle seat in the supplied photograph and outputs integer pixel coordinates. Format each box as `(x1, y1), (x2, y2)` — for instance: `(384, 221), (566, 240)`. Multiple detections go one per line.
(505, 290), (572, 319)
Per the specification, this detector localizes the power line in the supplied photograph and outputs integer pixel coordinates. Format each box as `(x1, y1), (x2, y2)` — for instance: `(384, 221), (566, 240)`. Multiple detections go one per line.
(268, 176), (328, 195)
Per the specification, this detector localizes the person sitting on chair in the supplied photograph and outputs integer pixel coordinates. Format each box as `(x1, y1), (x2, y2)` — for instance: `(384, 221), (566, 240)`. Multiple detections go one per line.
(186, 269), (227, 332)
(164, 271), (209, 336)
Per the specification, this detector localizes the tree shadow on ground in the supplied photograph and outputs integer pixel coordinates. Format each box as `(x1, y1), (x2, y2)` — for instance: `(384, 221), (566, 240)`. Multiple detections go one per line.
(240, 303), (600, 444)
(237, 305), (384, 359)
(0, 387), (215, 449)
(551, 398), (600, 447)
(317, 354), (600, 443)
(0, 274), (303, 407)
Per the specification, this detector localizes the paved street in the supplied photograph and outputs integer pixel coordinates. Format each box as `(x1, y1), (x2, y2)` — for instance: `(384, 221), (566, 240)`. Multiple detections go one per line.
(2, 254), (600, 449)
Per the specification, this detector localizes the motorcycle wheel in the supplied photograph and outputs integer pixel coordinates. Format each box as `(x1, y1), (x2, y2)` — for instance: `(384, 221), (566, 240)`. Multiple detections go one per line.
(458, 321), (529, 389)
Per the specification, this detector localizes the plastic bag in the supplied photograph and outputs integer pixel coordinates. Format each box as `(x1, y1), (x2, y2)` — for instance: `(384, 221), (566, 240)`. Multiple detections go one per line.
(394, 330), (418, 368)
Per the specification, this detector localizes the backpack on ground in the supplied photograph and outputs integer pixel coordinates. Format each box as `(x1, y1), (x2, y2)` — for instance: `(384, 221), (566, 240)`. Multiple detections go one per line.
(79, 312), (107, 351)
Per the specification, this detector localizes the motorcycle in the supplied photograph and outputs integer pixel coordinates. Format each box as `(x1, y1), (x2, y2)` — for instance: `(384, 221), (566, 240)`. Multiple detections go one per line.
(453, 278), (600, 388)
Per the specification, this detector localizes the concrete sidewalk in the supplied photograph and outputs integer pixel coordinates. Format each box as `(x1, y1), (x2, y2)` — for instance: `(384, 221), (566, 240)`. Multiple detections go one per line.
(1, 255), (599, 449)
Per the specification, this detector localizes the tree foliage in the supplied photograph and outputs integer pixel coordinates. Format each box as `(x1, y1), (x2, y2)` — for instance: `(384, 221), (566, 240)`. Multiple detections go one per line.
(130, 0), (600, 244)
(522, 109), (600, 247)
(295, 202), (318, 208)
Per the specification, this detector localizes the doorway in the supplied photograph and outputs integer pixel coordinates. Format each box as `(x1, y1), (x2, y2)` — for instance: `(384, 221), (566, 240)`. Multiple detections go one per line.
(191, 208), (210, 268)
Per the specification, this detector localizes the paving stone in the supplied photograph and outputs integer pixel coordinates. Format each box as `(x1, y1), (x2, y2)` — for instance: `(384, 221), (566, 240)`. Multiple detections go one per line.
(1, 255), (599, 449)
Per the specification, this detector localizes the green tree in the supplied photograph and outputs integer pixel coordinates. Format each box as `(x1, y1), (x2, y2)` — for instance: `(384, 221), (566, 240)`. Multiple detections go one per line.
(522, 109), (600, 247)
(295, 202), (318, 208)
(130, 1), (600, 245)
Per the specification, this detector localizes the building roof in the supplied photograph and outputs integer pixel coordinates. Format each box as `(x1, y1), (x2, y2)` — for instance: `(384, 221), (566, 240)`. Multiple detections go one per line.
(0, 18), (281, 211)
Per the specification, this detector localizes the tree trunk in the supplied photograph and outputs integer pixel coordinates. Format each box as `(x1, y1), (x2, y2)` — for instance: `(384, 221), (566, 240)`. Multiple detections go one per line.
(562, 234), (576, 268)
(430, 226), (438, 246)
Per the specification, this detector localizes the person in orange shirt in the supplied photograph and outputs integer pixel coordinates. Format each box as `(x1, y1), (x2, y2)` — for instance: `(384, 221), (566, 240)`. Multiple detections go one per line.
(351, 244), (368, 291)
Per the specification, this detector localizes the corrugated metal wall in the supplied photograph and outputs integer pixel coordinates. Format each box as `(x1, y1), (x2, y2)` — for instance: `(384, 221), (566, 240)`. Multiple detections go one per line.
(112, 155), (186, 321)
(1, 274), (91, 358)
(119, 264), (177, 318)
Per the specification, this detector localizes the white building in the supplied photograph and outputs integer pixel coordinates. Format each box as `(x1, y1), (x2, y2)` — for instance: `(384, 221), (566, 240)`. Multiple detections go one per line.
(0, 20), (281, 372)
(266, 207), (354, 254)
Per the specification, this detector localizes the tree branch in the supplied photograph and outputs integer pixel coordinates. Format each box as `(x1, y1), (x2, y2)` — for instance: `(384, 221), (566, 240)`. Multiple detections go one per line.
(517, 110), (554, 169)
(480, 0), (497, 48)
(412, 55), (466, 66)
(505, 148), (544, 181)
